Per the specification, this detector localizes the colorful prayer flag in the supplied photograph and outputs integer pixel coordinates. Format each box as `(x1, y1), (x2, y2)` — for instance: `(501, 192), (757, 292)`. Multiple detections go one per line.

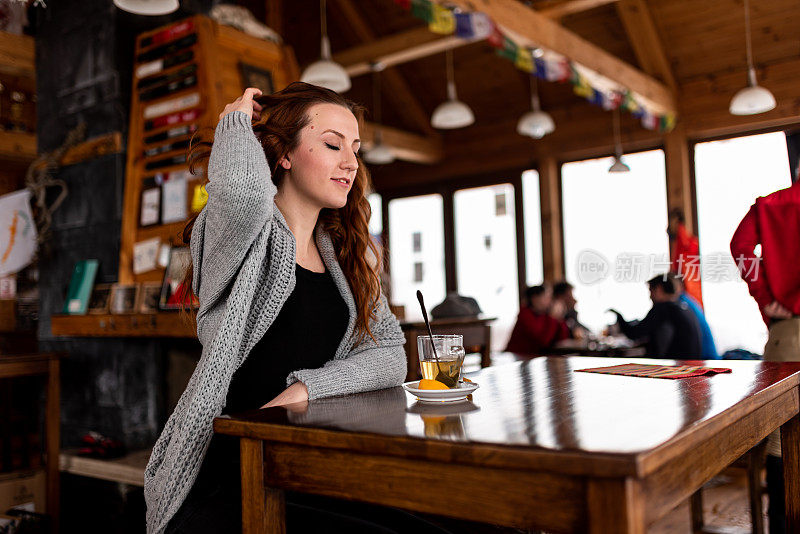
(514, 47), (533, 73)
(429, 4), (455, 34)
(411, 0), (433, 23)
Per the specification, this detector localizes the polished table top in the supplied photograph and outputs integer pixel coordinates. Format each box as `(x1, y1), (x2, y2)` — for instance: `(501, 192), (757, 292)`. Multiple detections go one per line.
(216, 356), (800, 478)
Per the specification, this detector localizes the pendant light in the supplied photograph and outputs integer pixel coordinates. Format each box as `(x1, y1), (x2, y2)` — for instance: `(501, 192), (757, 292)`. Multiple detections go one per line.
(608, 108), (630, 173)
(430, 49), (474, 129)
(300, 0), (351, 93)
(517, 76), (555, 139)
(729, 0), (775, 115)
(114, 0), (178, 15)
(364, 65), (395, 165)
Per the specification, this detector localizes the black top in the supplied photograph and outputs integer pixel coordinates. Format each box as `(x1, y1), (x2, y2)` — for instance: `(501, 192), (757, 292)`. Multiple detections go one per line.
(196, 263), (349, 489)
(617, 301), (703, 359)
(223, 263), (349, 413)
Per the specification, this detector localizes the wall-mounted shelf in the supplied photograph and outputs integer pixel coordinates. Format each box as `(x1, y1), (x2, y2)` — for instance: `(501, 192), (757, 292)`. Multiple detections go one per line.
(59, 448), (151, 487)
(0, 130), (36, 164)
(50, 313), (196, 338)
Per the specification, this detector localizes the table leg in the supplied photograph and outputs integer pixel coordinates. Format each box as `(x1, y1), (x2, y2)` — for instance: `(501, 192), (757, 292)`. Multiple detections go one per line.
(587, 478), (645, 534)
(240, 438), (285, 534)
(781, 413), (800, 532)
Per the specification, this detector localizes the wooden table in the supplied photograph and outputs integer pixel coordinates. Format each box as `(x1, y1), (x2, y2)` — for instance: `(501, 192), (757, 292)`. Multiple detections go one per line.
(0, 353), (60, 531)
(400, 315), (495, 380)
(215, 357), (800, 533)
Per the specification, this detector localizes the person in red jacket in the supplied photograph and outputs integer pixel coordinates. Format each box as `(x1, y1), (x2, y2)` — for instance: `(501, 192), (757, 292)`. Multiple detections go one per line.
(505, 284), (570, 355)
(730, 173), (800, 534)
(668, 208), (704, 308)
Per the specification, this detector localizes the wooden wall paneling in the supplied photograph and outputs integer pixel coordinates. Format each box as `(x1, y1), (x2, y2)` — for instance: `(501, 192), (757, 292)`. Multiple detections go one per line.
(443, 190), (456, 293)
(538, 156), (564, 281)
(681, 57), (800, 139)
(663, 125), (694, 234)
(512, 172), (527, 298)
(265, 0), (282, 38)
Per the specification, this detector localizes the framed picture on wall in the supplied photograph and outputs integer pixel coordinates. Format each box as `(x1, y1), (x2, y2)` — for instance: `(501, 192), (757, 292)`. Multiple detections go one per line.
(137, 281), (162, 314)
(87, 283), (113, 314)
(239, 62), (274, 95)
(110, 283), (140, 315)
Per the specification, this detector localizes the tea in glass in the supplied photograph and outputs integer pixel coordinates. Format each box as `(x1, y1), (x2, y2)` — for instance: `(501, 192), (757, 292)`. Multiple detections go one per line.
(417, 334), (465, 388)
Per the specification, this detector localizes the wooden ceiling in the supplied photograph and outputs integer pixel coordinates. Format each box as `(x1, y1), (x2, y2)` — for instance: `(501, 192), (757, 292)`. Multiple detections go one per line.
(243, 0), (800, 192)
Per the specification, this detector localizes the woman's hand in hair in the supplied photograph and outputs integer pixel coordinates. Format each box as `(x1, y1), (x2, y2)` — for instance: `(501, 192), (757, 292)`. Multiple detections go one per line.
(260, 381), (309, 411)
(218, 87), (264, 122)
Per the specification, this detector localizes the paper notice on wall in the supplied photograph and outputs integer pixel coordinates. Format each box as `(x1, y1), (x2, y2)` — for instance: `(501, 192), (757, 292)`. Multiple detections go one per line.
(0, 190), (37, 277)
(162, 171), (188, 224)
(133, 237), (161, 275)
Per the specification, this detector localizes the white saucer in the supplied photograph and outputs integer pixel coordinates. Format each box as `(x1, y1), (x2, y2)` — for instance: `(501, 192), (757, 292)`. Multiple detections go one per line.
(402, 380), (479, 403)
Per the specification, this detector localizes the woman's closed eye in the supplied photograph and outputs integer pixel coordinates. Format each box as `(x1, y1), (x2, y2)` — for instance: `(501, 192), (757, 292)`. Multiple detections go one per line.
(325, 142), (359, 157)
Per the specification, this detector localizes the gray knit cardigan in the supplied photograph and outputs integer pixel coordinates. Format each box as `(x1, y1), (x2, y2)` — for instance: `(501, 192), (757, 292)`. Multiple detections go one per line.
(144, 111), (407, 533)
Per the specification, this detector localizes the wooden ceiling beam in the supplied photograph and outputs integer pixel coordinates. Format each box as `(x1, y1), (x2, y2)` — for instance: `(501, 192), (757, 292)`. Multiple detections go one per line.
(333, 0), (438, 137)
(536, 0), (620, 19)
(336, 28), (479, 77)
(361, 122), (444, 165)
(447, 0), (676, 115)
(615, 0), (677, 92)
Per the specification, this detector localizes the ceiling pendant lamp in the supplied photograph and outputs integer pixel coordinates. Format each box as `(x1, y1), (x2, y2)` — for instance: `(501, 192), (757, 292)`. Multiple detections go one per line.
(114, 0), (178, 15)
(364, 66), (395, 165)
(729, 0), (775, 115)
(608, 108), (630, 173)
(517, 76), (555, 139)
(430, 49), (474, 129)
(300, 0), (351, 93)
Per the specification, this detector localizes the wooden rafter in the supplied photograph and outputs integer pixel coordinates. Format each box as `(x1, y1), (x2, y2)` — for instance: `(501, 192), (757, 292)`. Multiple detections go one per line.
(615, 0), (677, 92)
(447, 0), (676, 115)
(361, 122), (443, 164)
(333, 0), (438, 137)
(335, 27), (480, 77)
(536, 0), (620, 19)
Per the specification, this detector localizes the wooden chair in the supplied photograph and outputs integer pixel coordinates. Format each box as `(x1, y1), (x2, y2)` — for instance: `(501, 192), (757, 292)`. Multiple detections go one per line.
(690, 439), (767, 534)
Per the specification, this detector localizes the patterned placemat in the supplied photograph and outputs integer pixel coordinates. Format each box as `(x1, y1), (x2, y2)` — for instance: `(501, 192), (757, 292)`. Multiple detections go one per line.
(575, 363), (733, 379)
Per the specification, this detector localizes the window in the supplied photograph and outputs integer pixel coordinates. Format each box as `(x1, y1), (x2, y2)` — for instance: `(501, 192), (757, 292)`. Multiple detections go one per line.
(562, 150), (669, 333)
(367, 192), (382, 238)
(522, 170), (544, 286)
(454, 184), (519, 351)
(695, 132), (792, 353)
(388, 194), (445, 321)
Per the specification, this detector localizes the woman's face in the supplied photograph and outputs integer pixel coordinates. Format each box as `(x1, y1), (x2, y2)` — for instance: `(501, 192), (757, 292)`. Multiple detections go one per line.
(281, 103), (361, 210)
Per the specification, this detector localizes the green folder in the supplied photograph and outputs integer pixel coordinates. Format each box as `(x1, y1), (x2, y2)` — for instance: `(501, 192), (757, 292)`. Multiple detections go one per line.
(62, 259), (99, 315)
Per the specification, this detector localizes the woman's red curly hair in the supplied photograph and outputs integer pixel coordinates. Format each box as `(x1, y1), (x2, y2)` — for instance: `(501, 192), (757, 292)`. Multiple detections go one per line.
(182, 81), (382, 343)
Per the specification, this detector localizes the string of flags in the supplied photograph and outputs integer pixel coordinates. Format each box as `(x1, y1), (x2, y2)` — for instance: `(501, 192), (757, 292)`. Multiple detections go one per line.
(395, 0), (676, 133)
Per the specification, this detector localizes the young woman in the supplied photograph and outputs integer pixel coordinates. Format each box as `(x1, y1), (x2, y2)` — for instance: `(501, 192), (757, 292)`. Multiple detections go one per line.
(143, 82), (411, 533)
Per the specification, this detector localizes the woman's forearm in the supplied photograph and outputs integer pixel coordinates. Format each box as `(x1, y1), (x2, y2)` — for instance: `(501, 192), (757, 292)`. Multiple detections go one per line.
(261, 381), (309, 409)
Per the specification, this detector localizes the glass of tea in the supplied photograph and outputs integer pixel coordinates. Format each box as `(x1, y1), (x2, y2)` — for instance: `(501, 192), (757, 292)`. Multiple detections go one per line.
(417, 335), (466, 388)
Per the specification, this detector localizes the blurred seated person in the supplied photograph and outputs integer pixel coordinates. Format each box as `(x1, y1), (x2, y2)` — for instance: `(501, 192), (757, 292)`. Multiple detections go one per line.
(505, 284), (570, 355)
(430, 291), (482, 319)
(551, 281), (591, 340)
(670, 272), (719, 359)
(609, 275), (702, 359)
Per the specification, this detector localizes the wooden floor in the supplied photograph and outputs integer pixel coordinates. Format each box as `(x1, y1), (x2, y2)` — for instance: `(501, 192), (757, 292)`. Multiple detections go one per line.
(650, 470), (768, 533)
